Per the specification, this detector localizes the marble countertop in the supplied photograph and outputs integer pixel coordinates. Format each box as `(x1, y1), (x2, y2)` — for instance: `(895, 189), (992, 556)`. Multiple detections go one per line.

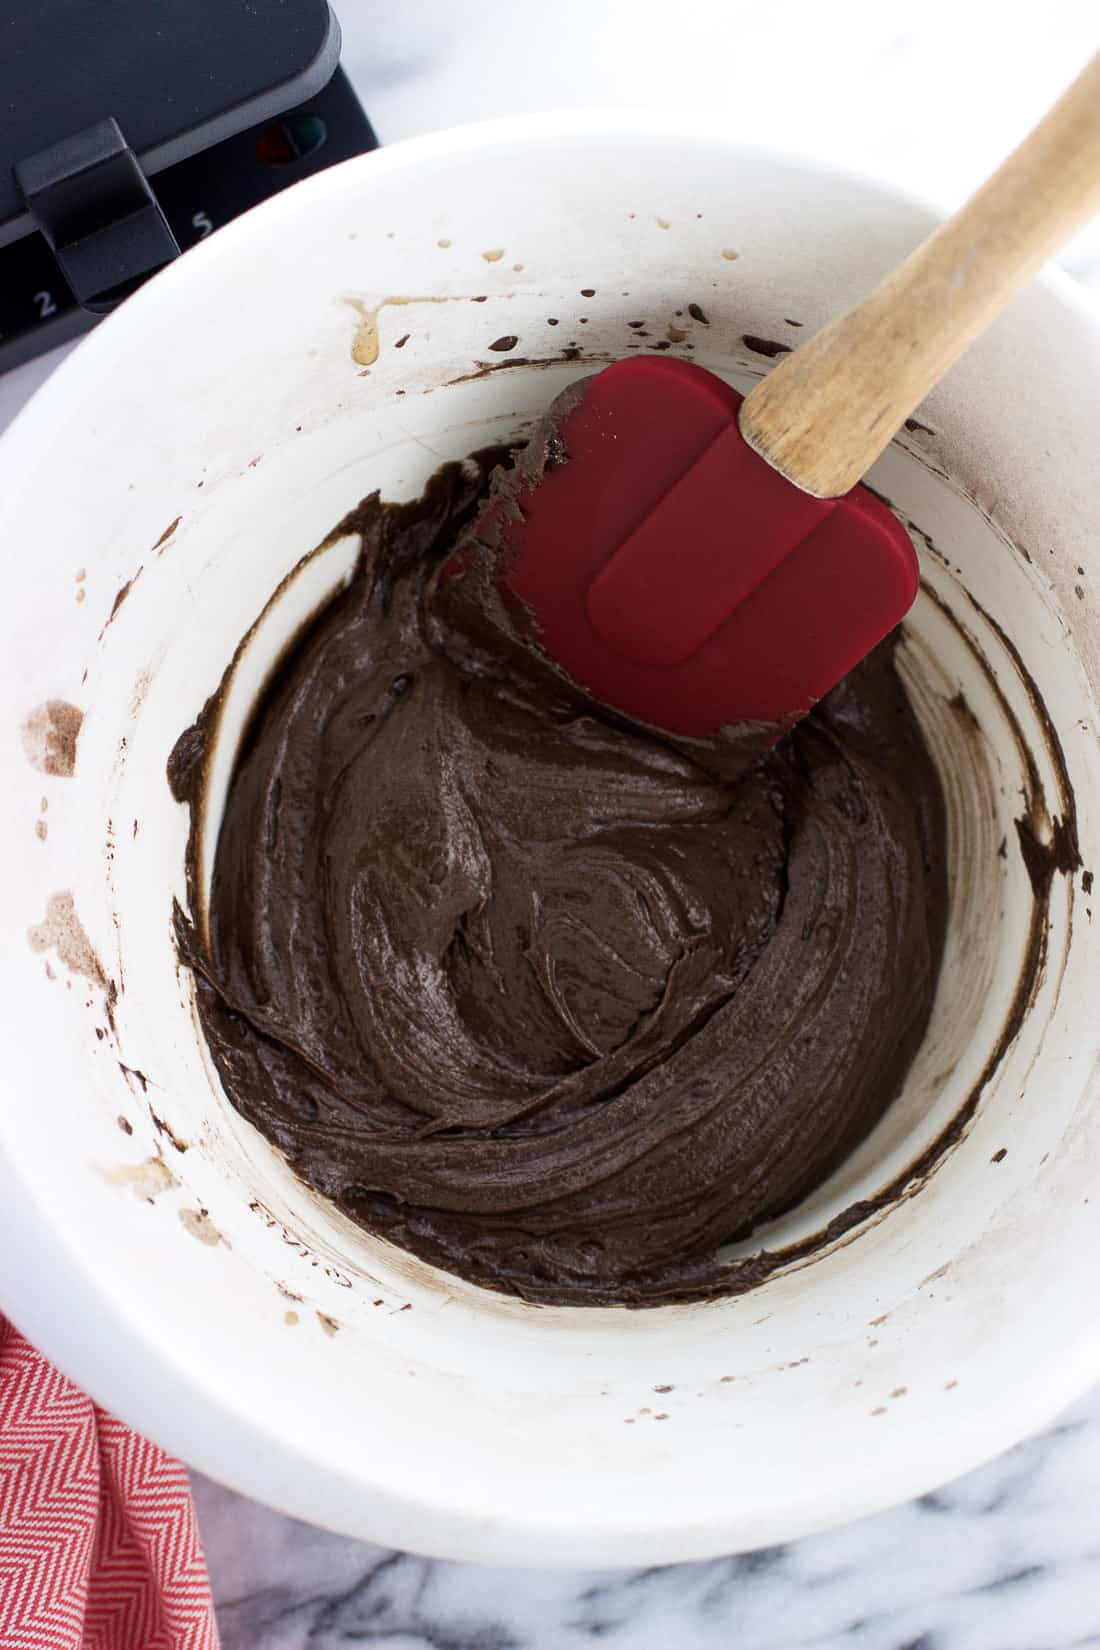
(193, 1398), (1100, 1650)
(4, 4), (1100, 1646)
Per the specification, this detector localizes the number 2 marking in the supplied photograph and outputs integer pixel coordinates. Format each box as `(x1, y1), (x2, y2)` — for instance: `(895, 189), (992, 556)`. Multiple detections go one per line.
(34, 290), (57, 319)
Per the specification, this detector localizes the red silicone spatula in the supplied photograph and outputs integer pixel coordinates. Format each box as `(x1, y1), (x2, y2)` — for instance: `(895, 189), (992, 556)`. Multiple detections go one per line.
(476, 51), (1100, 737)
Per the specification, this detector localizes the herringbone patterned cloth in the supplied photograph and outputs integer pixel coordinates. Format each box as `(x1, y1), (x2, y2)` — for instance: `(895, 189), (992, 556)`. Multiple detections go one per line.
(0, 1317), (220, 1649)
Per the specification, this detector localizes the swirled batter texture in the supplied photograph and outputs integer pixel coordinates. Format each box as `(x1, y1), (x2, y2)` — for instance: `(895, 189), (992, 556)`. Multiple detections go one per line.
(171, 406), (946, 1306)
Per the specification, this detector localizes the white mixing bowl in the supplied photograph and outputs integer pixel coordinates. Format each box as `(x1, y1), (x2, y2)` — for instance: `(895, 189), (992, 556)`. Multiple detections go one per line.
(1, 113), (1098, 1566)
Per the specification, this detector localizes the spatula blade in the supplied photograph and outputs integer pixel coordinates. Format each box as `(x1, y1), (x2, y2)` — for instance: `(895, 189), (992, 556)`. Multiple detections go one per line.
(490, 356), (920, 736)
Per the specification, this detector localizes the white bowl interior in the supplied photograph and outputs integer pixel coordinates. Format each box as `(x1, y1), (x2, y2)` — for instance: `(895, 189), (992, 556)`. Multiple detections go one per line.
(1, 119), (1099, 1565)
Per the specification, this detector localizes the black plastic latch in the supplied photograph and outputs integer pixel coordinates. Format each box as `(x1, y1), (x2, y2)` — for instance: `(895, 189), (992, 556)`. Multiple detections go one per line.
(15, 118), (180, 314)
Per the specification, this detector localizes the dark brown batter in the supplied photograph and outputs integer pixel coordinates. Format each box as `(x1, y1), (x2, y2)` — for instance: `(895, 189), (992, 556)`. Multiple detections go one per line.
(171, 388), (947, 1307)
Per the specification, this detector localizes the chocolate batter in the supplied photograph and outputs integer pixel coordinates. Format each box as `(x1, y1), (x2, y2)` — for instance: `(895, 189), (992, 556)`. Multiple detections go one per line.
(171, 387), (947, 1307)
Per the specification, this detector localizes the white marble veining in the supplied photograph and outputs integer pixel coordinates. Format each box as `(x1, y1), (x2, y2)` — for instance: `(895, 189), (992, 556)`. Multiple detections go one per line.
(5, 4), (1100, 1645)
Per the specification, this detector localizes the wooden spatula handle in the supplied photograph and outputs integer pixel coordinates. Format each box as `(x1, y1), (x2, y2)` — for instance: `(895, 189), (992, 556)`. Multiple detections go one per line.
(740, 51), (1100, 499)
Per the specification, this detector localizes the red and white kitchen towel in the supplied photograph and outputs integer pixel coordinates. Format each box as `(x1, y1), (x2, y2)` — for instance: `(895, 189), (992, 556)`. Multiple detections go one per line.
(0, 1316), (220, 1649)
